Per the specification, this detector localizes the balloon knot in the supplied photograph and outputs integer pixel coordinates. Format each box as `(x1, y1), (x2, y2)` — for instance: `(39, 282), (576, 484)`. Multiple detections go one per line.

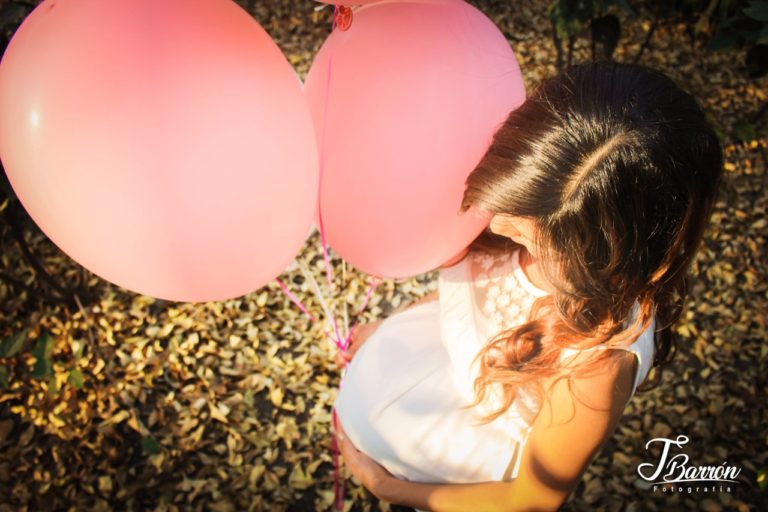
(333, 5), (353, 31)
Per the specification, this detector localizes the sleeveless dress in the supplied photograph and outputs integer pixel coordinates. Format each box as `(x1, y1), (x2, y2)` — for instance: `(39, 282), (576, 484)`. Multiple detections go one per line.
(333, 247), (655, 505)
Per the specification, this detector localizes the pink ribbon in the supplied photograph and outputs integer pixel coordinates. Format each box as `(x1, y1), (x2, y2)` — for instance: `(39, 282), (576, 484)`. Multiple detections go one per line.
(274, 277), (317, 322)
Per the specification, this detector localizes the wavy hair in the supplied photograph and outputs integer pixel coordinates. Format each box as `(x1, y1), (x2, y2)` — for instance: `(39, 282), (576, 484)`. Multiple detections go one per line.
(458, 62), (723, 424)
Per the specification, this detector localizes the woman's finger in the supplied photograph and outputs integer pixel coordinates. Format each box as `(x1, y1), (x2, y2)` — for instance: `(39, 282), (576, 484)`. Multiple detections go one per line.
(337, 425), (361, 466)
(337, 437), (358, 479)
(336, 417), (353, 447)
(335, 420), (350, 457)
(340, 434), (358, 461)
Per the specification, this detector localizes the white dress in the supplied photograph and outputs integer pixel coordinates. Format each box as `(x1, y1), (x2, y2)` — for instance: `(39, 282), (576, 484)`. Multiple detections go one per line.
(334, 247), (655, 506)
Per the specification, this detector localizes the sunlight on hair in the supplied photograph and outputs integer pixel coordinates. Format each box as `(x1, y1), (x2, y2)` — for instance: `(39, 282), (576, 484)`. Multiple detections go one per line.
(562, 132), (628, 202)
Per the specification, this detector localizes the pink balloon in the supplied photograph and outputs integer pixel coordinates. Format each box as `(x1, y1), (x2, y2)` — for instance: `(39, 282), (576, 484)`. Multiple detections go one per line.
(0, 0), (318, 302)
(305, 0), (524, 278)
(313, 0), (461, 7)
(313, 0), (384, 6)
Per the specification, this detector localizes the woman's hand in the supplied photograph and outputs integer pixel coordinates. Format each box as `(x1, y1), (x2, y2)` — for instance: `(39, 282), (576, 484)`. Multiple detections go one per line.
(334, 415), (396, 500)
(334, 319), (383, 367)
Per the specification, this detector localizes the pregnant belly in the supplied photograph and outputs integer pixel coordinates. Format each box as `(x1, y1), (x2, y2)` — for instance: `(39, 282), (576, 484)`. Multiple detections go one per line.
(333, 300), (524, 484)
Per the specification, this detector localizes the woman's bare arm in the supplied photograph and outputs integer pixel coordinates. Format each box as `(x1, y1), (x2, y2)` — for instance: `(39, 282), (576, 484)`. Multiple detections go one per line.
(502, 350), (637, 510)
(370, 351), (637, 511)
(379, 478), (514, 512)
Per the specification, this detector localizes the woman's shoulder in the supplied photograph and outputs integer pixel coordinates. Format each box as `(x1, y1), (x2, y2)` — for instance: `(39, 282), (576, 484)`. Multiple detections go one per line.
(517, 349), (635, 510)
(542, 346), (638, 415)
(553, 308), (656, 410)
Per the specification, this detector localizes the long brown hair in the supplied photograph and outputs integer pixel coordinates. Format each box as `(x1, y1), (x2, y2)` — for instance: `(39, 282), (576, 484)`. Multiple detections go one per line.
(459, 62), (723, 424)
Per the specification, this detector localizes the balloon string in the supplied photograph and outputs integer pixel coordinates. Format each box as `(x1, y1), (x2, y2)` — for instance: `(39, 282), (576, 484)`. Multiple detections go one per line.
(316, 4), (346, 350)
(275, 277), (317, 322)
(332, 276), (381, 511)
(357, 274), (381, 315)
(317, 13), (337, 296)
(342, 260), (350, 344)
(274, 277), (338, 342)
(297, 257), (342, 346)
(331, 406), (343, 511)
(323, 7), (346, 512)
(341, 274), (382, 351)
(318, 231), (344, 346)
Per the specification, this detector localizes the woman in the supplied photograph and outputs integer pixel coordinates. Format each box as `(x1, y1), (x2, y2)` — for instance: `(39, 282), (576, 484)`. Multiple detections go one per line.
(332, 61), (723, 511)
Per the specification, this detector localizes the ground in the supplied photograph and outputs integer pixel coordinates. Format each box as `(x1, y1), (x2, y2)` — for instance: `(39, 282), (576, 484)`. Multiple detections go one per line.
(0, 0), (766, 511)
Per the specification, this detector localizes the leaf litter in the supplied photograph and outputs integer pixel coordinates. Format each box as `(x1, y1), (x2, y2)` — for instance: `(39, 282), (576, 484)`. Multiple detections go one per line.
(0, 0), (766, 511)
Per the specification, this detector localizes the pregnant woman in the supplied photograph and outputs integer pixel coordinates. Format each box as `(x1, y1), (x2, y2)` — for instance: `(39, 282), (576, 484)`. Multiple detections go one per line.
(332, 61), (723, 511)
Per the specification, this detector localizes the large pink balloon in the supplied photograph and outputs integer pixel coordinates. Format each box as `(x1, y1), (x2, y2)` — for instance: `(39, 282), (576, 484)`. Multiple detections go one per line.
(313, 0), (385, 6)
(305, 0), (525, 278)
(313, 0), (461, 6)
(0, 0), (318, 302)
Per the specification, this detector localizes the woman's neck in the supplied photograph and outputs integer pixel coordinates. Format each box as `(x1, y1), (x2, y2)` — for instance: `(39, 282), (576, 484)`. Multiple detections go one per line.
(518, 246), (556, 294)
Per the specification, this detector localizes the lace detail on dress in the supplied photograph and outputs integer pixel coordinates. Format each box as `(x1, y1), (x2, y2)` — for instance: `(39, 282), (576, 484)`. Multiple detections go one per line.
(439, 245), (656, 431)
(468, 248), (549, 343)
(436, 247), (551, 424)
